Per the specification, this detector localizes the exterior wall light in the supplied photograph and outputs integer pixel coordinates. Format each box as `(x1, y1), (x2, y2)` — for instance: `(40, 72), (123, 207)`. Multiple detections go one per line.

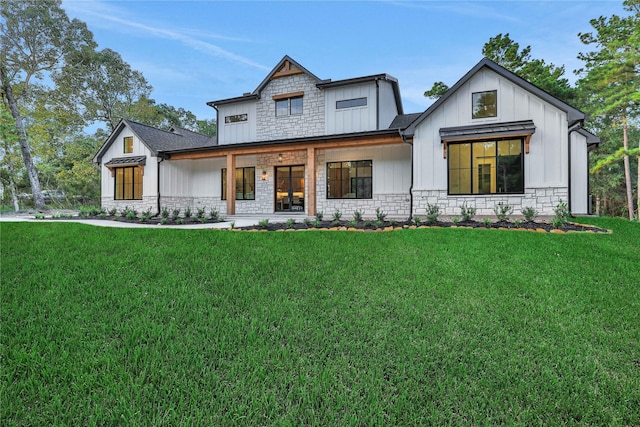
(261, 170), (268, 181)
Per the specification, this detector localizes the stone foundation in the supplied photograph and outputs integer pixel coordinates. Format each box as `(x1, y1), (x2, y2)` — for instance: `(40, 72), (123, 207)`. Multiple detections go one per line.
(412, 187), (568, 217)
(101, 196), (157, 215)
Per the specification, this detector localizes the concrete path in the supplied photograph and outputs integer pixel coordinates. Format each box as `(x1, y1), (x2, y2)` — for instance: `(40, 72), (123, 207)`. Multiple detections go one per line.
(0, 212), (307, 229)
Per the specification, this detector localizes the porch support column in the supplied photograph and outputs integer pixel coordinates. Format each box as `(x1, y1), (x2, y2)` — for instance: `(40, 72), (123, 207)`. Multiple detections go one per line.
(307, 147), (316, 217)
(226, 154), (235, 216)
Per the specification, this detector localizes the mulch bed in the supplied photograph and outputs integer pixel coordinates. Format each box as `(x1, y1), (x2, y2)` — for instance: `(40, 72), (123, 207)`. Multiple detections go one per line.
(33, 215), (610, 233)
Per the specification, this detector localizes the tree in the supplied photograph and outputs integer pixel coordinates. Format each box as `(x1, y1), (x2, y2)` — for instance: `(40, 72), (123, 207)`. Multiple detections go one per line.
(577, 0), (640, 220)
(482, 33), (574, 103)
(0, 0), (95, 209)
(424, 81), (449, 99)
(0, 102), (21, 211)
(55, 48), (152, 131)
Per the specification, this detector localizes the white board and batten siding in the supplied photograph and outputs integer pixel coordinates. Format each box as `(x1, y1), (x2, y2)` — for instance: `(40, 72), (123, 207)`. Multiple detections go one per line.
(377, 80), (399, 129)
(325, 83), (377, 134)
(570, 132), (589, 214)
(100, 126), (157, 199)
(324, 145), (411, 194)
(161, 158), (226, 198)
(217, 101), (257, 145)
(413, 68), (570, 192)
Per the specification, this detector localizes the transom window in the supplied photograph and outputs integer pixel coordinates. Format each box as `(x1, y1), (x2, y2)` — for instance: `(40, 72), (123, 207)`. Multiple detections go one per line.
(448, 138), (524, 195)
(336, 97), (367, 109)
(327, 160), (372, 199)
(222, 167), (255, 200)
(225, 114), (248, 123)
(472, 90), (497, 119)
(123, 136), (133, 153)
(114, 166), (142, 200)
(276, 96), (303, 116)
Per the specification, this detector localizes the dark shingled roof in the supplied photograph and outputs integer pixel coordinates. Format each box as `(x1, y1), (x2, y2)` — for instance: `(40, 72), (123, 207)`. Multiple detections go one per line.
(388, 113), (422, 130)
(94, 119), (216, 163)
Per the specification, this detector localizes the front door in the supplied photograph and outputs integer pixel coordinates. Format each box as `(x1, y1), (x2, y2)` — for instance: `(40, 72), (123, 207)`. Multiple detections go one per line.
(275, 165), (305, 212)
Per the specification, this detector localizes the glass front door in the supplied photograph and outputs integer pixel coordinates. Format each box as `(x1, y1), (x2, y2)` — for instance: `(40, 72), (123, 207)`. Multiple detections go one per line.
(275, 166), (305, 212)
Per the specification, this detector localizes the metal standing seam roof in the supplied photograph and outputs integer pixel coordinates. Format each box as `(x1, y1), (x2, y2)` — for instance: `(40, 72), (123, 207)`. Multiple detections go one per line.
(439, 120), (536, 141)
(104, 156), (147, 167)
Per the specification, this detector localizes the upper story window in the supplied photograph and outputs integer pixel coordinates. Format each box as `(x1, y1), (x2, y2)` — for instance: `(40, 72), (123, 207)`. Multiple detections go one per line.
(472, 90), (497, 119)
(274, 92), (304, 117)
(123, 136), (133, 153)
(225, 114), (248, 124)
(336, 97), (367, 109)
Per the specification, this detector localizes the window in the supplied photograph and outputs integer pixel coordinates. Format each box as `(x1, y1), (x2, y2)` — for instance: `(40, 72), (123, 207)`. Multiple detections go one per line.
(124, 136), (133, 153)
(472, 90), (497, 119)
(114, 166), (142, 200)
(327, 160), (372, 199)
(336, 97), (367, 109)
(276, 96), (303, 116)
(225, 114), (248, 124)
(222, 167), (255, 200)
(448, 138), (524, 195)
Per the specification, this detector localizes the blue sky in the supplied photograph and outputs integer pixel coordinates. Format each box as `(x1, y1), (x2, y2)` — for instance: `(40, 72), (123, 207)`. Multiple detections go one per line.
(61, 0), (624, 123)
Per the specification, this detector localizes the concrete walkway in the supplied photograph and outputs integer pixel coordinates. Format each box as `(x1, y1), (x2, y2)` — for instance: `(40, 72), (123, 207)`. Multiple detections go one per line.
(0, 212), (307, 229)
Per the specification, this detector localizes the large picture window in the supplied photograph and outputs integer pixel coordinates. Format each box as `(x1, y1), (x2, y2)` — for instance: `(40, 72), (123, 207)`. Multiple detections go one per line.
(222, 167), (255, 200)
(327, 160), (372, 199)
(114, 166), (142, 200)
(448, 138), (524, 195)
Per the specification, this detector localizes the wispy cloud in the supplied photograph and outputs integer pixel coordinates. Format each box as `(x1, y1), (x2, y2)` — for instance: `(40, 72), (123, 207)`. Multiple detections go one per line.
(384, 0), (524, 24)
(62, 0), (269, 70)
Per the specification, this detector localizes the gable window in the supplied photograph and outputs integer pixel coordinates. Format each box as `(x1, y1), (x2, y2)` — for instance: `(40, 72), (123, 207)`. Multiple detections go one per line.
(327, 160), (372, 199)
(114, 166), (142, 200)
(124, 136), (133, 153)
(336, 97), (367, 109)
(448, 138), (524, 195)
(472, 90), (497, 119)
(275, 96), (303, 116)
(225, 114), (248, 124)
(222, 167), (255, 200)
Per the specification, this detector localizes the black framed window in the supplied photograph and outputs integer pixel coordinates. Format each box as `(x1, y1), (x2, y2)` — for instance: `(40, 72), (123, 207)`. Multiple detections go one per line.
(336, 97), (367, 109)
(123, 136), (133, 153)
(472, 90), (497, 119)
(225, 114), (248, 123)
(327, 160), (372, 199)
(448, 138), (524, 195)
(276, 96), (303, 116)
(114, 166), (142, 200)
(222, 167), (255, 200)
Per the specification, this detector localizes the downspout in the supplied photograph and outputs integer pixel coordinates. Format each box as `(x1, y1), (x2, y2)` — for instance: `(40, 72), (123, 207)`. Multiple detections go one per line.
(375, 79), (380, 130)
(401, 130), (414, 222)
(567, 120), (583, 215)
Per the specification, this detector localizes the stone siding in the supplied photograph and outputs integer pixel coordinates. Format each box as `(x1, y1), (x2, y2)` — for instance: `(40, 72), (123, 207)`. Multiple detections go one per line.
(256, 74), (325, 141)
(412, 187), (569, 217)
(101, 196), (157, 215)
(160, 196), (227, 217)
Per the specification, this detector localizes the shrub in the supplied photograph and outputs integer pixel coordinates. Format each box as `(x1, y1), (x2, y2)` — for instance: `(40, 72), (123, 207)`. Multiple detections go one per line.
(521, 206), (538, 223)
(108, 208), (117, 216)
(553, 200), (571, 229)
(452, 217), (460, 226)
(483, 218), (492, 228)
(375, 207), (387, 222)
(425, 204), (440, 225)
(126, 211), (136, 221)
(184, 207), (192, 218)
(459, 203), (476, 222)
(209, 208), (219, 221)
(353, 209), (363, 222)
(348, 220), (356, 228)
(332, 210), (342, 221)
(514, 219), (522, 227)
(412, 216), (422, 226)
(120, 206), (131, 217)
(161, 218), (168, 225)
(315, 211), (324, 222)
(161, 206), (170, 218)
(285, 218), (295, 229)
(258, 218), (269, 228)
(171, 208), (180, 221)
(140, 208), (152, 221)
(493, 202), (513, 222)
(375, 220), (383, 229)
(196, 207), (206, 219)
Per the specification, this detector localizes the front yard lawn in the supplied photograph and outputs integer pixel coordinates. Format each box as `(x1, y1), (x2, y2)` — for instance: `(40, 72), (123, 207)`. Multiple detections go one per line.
(1, 217), (638, 425)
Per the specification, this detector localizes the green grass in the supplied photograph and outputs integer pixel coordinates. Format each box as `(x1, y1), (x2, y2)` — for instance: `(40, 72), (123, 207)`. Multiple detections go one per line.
(2, 218), (639, 425)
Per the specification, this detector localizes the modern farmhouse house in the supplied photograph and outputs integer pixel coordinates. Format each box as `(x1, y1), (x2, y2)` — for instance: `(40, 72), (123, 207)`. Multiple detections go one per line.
(94, 56), (599, 219)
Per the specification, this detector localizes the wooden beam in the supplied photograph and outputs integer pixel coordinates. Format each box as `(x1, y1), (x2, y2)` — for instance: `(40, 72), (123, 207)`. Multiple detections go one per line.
(272, 91), (304, 100)
(168, 135), (404, 161)
(525, 134), (532, 154)
(307, 147), (316, 217)
(226, 154), (235, 216)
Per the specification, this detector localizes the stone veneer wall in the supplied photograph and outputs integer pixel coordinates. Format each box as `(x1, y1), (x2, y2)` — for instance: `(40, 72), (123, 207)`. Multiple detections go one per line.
(411, 187), (569, 217)
(101, 196), (157, 215)
(255, 74), (325, 141)
(315, 150), (411, 220)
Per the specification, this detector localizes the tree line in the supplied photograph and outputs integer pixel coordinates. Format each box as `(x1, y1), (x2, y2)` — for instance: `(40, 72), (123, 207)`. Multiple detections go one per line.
(1, 0), (638, 220)
(0, 0), (215, 210)
(425, 1), (639, 220)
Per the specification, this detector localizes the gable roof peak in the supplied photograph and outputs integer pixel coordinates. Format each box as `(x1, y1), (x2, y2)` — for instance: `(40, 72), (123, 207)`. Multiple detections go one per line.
(252, 55), (322, 96)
